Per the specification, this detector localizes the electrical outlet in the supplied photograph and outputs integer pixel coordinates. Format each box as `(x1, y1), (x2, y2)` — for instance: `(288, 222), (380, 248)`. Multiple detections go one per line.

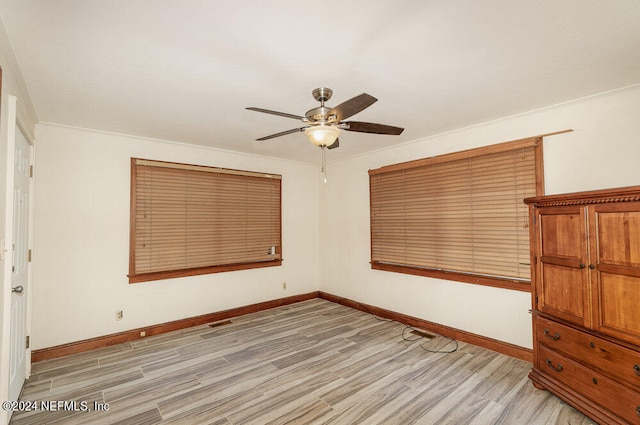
(116, 310), (123, 321)
(282, 281), (287, 290)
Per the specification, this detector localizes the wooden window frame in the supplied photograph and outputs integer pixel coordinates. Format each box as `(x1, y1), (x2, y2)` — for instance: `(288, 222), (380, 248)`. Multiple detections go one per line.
(129, 158), (282, 283)
(368, 137), (544, 292)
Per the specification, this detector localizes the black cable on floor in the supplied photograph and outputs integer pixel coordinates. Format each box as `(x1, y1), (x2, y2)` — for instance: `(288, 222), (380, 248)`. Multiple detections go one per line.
(353, 300), (458, 353)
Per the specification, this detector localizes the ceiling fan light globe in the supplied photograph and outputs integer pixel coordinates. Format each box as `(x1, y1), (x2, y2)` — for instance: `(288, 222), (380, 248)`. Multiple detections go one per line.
(305, 125), (340, 147)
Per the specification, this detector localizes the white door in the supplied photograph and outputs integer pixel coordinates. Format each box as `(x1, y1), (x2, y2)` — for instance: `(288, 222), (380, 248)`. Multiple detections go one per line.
(9, 125), (30, 402)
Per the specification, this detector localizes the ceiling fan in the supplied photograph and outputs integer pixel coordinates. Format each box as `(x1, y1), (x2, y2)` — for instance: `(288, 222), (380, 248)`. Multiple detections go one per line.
(246, 87), (404, 150)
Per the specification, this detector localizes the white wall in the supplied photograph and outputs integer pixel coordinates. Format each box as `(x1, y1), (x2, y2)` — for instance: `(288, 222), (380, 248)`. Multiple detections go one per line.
(319, 85), (640, 349)
(0, 18), (38, 425)
(24, 80), (640, 354)
(31, 124), (320, 350)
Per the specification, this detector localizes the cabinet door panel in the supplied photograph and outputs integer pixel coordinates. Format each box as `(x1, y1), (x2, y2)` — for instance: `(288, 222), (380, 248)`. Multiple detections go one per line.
(540, 264), (587, 324)
(540, 209), (583, 258)
(537, 207), (590, 327)
(591, 203), (640, 345)
(595, 208), (640, 267)
(596, 272), (640, 346)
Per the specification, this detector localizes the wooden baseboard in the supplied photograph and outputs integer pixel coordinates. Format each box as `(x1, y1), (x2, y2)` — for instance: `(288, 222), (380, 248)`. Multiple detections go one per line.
(31, 291), (319, 362)
(318, 291), (533, 363)
(32, 290), (532, 364)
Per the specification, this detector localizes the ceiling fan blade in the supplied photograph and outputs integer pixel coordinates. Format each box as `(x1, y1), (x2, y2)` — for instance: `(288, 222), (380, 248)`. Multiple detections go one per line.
(343, 121), (404, 135)
(246, 107), (304, 120)
(326, 93), (377, 121)
(327, 138), (339, 150)
(255, 127), (308, 141)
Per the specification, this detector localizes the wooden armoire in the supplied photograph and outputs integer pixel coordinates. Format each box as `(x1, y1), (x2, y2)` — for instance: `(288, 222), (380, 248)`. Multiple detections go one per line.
(525, 185), (640, 425)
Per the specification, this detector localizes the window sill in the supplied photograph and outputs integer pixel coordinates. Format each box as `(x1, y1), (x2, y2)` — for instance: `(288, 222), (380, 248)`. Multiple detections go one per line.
(129, 259), (283, 283)
(371, 262), (531, 292)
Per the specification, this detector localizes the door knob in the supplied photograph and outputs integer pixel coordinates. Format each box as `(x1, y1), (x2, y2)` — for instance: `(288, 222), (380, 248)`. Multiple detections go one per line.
(11, 285), (23, 294)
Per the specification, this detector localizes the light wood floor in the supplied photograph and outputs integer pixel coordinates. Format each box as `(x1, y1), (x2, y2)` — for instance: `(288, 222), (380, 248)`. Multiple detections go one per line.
(10, 299), (596, 425)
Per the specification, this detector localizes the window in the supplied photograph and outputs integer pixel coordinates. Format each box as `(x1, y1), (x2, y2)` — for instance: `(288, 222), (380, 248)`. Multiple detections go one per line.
(369, 137), (543, 291)
(129, 158), (282, 283)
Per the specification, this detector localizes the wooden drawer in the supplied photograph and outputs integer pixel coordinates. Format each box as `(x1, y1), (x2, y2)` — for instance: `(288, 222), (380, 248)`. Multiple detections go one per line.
(536, 316), (640, 390)
(538, 344), (640, 424)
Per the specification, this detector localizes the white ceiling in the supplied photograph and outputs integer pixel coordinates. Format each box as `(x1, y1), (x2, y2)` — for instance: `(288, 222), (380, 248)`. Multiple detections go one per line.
(1, 1), (640, 163)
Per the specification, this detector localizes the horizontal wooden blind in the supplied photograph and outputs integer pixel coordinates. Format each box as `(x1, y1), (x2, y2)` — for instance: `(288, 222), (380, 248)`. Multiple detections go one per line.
(369, 138), (542, 286)
(129, 159), (281, 282)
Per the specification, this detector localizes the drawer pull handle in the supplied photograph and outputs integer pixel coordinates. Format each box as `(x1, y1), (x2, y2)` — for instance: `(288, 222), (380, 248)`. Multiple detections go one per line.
(579, 263), (586, 269)
(543, 329), (560, 340)
(634, 365), (640, 377)
(637, 406), (640, 417)
(545, 359), (563, 372)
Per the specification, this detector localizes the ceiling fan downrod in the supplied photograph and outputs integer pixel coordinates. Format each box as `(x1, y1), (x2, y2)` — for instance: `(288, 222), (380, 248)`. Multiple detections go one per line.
(312, 87), (333, 107)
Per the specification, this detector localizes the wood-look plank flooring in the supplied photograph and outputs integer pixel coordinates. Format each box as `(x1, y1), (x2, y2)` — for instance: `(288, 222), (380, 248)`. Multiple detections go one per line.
(10, 299), (596, 425)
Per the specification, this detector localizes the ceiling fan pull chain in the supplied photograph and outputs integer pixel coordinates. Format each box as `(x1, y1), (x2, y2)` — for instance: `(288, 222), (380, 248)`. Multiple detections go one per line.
(321, 146), (327, 184)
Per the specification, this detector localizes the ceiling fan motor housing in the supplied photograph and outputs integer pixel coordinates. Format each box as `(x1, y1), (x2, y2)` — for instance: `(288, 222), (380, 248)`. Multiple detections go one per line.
(307, 88), (337, 124)
(305, 106), (337, 124)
